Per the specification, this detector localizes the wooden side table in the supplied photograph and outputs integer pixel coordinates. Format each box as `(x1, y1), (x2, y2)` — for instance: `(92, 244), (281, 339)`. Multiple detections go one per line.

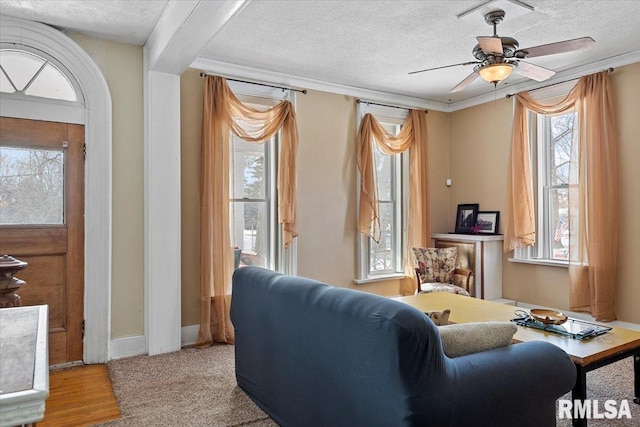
(0, 255), (28, 308)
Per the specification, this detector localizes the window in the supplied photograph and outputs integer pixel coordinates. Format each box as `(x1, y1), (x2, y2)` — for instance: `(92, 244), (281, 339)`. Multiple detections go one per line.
(230, 132), (275, 269)
(515, 110), (576, 264)
(0, 49), (78, 102)
(227, 85), (296, 275)
(0, 146), (65, 225)
(356, 110), (408, 282)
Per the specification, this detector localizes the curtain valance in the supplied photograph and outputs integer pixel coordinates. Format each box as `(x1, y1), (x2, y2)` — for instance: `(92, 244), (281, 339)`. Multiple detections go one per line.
(357, 109), (430, 295)
(505, 71), (618, 320)
(197, 76), (299, 346)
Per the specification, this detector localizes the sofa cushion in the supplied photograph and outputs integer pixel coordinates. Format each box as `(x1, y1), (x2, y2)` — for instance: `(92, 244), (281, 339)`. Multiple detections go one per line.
(438, 322), (517, 358)
(412, 247), (457, 284)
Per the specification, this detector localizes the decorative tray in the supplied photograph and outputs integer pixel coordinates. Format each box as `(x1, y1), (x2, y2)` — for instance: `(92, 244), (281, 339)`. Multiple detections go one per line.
(511, 311), (612, 340)
(529, 308), (568, 325)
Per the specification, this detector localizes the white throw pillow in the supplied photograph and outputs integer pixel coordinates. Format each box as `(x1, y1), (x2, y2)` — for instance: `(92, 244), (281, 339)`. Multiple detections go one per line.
(438, 322), (517, 358)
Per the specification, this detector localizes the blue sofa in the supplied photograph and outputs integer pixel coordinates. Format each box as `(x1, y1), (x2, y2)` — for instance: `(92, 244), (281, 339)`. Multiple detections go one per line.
(231, 266), (576, 427)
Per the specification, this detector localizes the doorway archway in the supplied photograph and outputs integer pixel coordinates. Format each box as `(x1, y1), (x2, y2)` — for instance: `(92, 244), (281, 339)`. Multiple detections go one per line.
(1, 15), (112, 363)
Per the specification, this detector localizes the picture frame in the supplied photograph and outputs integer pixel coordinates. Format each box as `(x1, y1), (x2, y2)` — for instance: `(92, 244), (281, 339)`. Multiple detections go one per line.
(475, 211), (500, 234)
(455, 204), (479, 234)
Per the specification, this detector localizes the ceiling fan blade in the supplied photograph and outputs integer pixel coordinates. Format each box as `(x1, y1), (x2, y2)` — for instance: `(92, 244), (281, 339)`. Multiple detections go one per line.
(477, 36), (503, 55)
(450, 72), (480, 93)
(522, 37), (595, 58)
(514, 61), (556, 81)
(409, 61), (479, 75)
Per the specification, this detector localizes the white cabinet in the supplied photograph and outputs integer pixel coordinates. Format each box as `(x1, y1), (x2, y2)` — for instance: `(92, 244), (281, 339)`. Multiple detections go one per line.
(432, 233), (504, 300)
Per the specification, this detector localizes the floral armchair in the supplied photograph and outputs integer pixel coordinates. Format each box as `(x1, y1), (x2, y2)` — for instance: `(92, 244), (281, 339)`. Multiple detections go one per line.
(412, 247), (472, 296)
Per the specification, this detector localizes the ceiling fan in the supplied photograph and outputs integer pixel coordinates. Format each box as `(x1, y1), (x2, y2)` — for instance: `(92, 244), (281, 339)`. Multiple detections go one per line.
(409, 9), (595, 93)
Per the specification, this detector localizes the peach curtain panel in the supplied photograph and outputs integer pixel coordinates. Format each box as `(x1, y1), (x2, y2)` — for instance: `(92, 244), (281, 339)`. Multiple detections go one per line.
(357, 110), (430, 295)
(567, 72), (618, 321)
(505, 71), (618, 320)
(196, 76), (299, 346)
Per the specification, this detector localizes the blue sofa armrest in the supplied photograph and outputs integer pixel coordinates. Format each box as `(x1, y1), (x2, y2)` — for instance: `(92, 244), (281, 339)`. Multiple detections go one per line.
(426, 340), (576, 426)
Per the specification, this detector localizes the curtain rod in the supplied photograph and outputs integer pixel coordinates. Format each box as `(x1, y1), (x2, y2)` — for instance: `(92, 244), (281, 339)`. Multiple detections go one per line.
(505, 67), (614, 98)
(199, 72), (307, 94)
(356, 99), (428, 113)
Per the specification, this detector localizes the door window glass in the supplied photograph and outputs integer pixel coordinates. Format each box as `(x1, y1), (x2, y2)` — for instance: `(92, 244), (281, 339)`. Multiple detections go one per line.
(0, 146), (65, 225)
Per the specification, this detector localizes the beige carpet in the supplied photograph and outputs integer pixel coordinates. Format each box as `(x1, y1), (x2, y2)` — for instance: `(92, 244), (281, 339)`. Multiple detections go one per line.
(557, 356), (638, 427)
(95, 344), (276, 427)
(95, 344), (637, 426)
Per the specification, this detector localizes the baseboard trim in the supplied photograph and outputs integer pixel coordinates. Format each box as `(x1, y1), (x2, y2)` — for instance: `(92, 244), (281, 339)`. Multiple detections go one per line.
(110, 335), (146, 360)
(181, 324), (200, 347)
(109, 325), (201, 360)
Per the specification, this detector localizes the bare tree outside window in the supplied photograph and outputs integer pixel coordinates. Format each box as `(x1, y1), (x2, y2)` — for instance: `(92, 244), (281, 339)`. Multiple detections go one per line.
(0, 147), (64, 224)
(369, 123), (403, 274)
(242, 153), (267, 263)
(548, 113), (575, 260)
(231, 135), (270, 268)
(516, 110), (577, 263)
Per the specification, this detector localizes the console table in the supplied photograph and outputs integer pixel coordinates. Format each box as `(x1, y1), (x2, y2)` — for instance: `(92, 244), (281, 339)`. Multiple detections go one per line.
(0, 305), (49, 426)
(432, 233), (503, 300)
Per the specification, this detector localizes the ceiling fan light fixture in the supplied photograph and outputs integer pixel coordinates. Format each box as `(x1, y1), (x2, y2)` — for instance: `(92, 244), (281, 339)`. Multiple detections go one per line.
(478, 63), (514, 84)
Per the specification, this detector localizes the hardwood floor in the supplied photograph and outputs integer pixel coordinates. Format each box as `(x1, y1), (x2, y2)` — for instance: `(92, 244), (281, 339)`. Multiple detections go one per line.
(40, 364), (121, 427)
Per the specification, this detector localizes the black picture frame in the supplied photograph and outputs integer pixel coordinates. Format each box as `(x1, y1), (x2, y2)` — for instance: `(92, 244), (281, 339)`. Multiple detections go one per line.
(475, 211), (500, 234)
(455, 204), (479, 234)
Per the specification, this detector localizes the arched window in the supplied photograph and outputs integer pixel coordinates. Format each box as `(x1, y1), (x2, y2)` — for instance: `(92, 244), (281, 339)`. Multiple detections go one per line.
(0, 48), (81, 103)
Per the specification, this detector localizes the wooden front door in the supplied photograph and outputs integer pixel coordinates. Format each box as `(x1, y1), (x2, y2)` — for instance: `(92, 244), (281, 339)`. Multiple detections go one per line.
(0, 117), (85, 365)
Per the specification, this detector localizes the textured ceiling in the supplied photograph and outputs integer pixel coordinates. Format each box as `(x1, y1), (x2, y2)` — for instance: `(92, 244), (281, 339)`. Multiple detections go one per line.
(2, 0), (640, 105)
(0, 0), (168, 45)
(202, 0), (640, 103)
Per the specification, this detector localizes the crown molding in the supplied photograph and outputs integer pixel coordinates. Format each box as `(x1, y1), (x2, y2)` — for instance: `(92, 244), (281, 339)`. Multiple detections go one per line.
(194, 49), (640, 114)
(448, 50), (640, 111)
(191, 57), (452, 112)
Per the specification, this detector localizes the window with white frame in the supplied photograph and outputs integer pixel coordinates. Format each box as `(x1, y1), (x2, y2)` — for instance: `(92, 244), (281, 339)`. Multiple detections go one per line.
(515, 110), (576, 263)
(230, 131), (276, 269)
(356, 109), (408, 281)
(0, 48), (79, 102)
(228, 86), (296, 275)
(0, 47), (85, 124)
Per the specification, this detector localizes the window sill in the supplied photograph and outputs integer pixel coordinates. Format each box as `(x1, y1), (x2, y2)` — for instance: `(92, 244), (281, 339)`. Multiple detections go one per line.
(508, 258), (568, 268)
(353, 273), (407, 285)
